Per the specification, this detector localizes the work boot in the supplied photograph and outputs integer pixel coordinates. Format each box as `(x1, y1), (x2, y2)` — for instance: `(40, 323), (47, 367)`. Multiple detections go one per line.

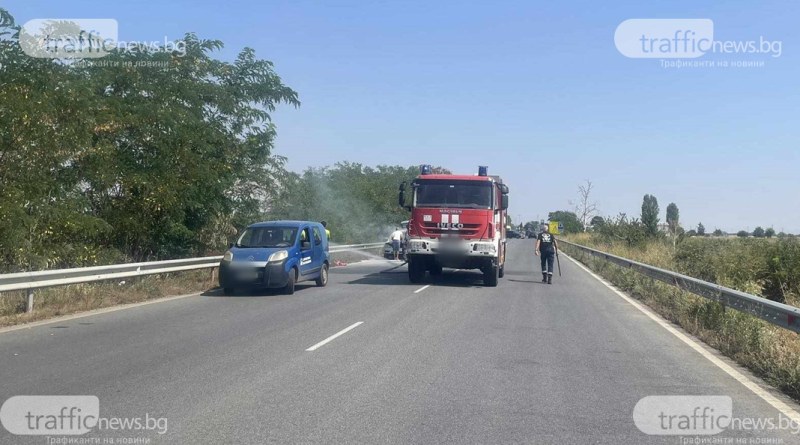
(542, 273), (547, 283)
(547, 275), (552, 284)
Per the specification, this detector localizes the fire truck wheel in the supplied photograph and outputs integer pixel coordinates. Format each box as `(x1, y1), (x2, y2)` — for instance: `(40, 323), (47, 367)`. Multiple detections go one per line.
(483, 265), (499, 287)
(409, 260), (425, 283)
(498, 265), (505, 278)
(429, 264), (443, 276)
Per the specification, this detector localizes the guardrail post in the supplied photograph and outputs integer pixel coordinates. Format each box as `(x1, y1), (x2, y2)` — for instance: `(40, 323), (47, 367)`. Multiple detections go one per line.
(209, 267), (217, 287)
(26, 289), (34, 313)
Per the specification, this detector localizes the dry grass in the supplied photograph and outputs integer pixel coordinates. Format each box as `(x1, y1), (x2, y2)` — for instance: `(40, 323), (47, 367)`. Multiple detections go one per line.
(563, 236), (800, 401)
(0, 270), (215, 328)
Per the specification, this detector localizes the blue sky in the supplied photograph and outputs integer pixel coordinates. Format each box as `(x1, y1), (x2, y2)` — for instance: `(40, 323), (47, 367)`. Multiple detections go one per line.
(6, 1), (799, 232)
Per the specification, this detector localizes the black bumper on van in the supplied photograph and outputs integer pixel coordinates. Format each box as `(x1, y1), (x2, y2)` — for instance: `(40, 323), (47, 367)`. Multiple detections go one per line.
(218, 261), (290, 289)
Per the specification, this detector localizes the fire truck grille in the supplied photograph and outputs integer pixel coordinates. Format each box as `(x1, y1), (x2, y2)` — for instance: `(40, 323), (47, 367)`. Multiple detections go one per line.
(420, 222), (482, 237)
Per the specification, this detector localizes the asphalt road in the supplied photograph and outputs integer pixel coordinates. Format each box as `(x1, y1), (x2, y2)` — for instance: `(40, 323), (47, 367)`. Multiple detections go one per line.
(1, 240), (798, 444)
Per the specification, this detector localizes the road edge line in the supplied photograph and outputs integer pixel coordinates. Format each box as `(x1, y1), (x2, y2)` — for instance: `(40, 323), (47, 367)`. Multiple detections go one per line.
(0, 291), (203, 335)
(562, 251), (800, 422)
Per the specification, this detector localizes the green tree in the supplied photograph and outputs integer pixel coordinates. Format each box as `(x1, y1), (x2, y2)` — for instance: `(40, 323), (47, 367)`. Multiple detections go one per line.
(547, 210), (583, 234)
(90, 38), (299, 259)
(523, 221), (539, 233)
(765, 227), (776, 238)
(697, 222), (705, 236)
(686, 229), (698, 237)
(666, 203), (679, 235)
(590, 215), (605, 229)
(713, 229), (724, 237)
(0, 10), (111, 270)
(753, 227), (766, 238)
(0, 9), (300, 269)
(737, 230), (750, 238)
(641, 194), (660, 237)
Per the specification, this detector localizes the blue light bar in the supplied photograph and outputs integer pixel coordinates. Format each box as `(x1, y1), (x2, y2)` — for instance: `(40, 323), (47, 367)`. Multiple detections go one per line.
(420, 164), (432, 175)
(478, 166), (488, 176)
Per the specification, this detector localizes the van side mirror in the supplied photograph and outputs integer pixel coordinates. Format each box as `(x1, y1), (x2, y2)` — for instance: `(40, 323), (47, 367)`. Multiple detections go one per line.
(501, 195), (509, 210)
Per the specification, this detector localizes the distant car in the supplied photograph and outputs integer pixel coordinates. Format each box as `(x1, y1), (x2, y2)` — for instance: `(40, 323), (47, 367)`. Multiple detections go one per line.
(506, 230), (521, 239)
(383, 226), (408, 259)
(383, 241), (405, 259)
(219, 220), (330, 295)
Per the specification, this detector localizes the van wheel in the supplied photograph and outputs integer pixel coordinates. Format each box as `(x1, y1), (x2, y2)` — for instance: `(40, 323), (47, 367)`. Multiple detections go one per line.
(429, 264), (442, 276)
(284, 269), (296, 295)
(316, 263), (329, 287)
(498, 265), (505, 278)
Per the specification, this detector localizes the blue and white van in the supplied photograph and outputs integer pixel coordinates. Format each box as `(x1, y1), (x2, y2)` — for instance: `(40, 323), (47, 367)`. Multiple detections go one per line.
(218, 220), (330, 295)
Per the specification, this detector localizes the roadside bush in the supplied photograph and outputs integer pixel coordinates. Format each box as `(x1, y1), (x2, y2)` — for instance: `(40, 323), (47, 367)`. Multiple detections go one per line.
(594, 213), (649, 247)
(761, 238), (800, 304)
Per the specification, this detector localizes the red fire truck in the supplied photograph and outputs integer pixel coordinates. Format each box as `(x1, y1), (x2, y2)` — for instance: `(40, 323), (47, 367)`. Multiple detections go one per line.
(398, 165), (509, 286)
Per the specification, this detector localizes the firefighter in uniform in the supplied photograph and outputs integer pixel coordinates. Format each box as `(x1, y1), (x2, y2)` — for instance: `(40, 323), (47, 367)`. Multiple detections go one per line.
(321, 220), (331, 241)
(535, 224), (558, 284)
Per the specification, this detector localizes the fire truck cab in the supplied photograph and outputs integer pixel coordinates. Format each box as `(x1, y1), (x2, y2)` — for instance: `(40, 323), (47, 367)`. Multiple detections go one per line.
(398, 165), (509, 286)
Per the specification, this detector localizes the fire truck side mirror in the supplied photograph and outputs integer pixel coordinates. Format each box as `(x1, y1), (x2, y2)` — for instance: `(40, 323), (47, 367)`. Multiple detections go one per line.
(501, 195), (509, 210)
(398, 182), (407, 208)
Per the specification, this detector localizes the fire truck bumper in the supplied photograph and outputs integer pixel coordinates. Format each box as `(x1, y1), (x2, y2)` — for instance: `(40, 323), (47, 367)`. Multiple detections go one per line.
(406, 238), (498, 257)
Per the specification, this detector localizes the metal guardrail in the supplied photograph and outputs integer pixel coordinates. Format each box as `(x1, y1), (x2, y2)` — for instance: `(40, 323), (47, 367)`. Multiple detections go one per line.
(560, 240), (800, 334)
(0, 242), (385, 312)
(331, 242), (385, 252)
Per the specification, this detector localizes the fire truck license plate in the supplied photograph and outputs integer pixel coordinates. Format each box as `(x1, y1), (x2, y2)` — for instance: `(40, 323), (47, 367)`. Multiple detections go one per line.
(440, 240), (464, 253)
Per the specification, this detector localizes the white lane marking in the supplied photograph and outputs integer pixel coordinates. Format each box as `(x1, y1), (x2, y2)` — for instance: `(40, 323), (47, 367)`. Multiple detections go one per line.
(562, 252), (800, 422)
(0, 291), (202, 335)
(414, 285), (431, 294)
(305, 321), (364, 352)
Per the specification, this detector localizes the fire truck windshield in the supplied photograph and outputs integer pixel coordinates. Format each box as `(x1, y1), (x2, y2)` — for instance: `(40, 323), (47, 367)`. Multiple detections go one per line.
(414, 180), (493, 209)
